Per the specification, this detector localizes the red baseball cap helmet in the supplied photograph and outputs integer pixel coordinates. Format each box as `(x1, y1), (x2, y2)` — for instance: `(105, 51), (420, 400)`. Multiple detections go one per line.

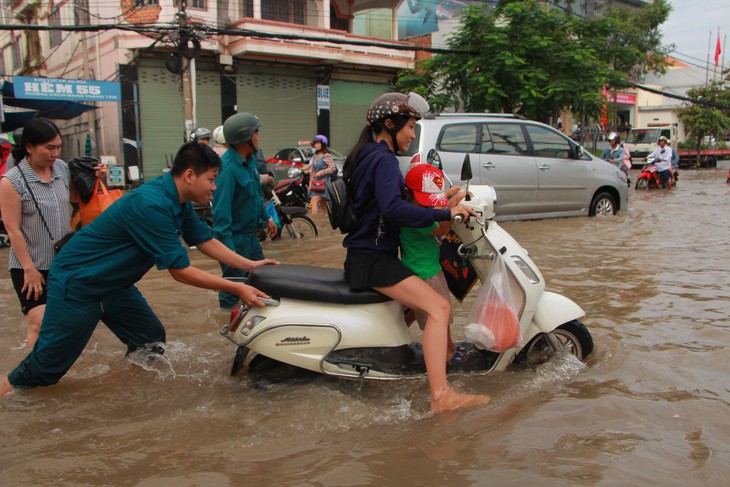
(405, 164), (449, 207)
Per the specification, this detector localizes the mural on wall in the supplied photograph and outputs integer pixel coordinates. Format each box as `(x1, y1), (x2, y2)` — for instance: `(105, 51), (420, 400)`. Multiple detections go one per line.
(397, 0), (475, 40)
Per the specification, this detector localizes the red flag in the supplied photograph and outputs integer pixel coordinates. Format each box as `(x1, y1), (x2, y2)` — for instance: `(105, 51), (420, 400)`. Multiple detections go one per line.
(715, 33), (722, 66)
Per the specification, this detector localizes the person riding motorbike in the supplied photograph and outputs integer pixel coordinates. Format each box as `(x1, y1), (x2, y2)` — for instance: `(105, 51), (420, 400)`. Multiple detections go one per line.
(342, 92), (488, 414)
(600, 132), (625, 169)
(648, 136), (674, 189)
(190, 127), (212, 145)
(211, 126), (227, 157)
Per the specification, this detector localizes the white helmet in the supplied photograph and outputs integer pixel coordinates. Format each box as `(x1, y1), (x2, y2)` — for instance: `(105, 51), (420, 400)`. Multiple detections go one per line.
(213, 125), (226, 145)
(607, 131), (620, 142)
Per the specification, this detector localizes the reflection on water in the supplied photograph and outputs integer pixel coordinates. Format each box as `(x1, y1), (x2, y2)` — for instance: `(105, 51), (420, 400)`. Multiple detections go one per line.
(2, 167), (730, 485)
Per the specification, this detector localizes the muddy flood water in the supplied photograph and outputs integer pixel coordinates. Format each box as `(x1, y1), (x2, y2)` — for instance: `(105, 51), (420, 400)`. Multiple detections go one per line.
(2, 164), (730, 486)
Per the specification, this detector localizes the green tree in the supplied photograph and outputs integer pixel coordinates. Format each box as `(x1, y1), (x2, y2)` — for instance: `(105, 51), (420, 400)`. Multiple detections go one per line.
(396, 0), (671, 125)
(581, 0), (673, 128)
(677, 73), (730, 167)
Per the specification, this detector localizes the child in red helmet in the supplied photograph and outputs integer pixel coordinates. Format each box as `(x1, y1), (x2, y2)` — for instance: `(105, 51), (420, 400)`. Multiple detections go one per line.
(401, 163), (467, 367)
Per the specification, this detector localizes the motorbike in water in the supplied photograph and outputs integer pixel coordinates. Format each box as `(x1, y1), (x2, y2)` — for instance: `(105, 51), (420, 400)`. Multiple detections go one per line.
(269, 179), (318, 240)
(635, 157), (679, 190)
(273, 167), (310, 208)
(220, 152), (594, 381)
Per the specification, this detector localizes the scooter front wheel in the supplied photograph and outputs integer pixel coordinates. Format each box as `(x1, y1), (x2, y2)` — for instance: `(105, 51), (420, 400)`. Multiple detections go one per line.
(635, 178), (648, 190)
(515, 320), (594, 366)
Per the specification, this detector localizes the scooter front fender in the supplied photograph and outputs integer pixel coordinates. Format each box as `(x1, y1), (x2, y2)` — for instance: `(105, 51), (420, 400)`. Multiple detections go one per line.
(531, 291), (585, 333)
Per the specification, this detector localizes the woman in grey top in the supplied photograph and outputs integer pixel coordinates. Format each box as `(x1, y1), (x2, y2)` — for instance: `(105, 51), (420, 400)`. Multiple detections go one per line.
(0, 118), (104, 348)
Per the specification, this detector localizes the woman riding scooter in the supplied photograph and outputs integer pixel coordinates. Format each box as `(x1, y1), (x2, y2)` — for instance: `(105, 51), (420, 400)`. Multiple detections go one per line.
(341, 92), (488, 414)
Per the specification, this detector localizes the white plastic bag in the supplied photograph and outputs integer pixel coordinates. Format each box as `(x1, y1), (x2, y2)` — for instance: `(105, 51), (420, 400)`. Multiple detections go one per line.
(464, 257), (522, 352)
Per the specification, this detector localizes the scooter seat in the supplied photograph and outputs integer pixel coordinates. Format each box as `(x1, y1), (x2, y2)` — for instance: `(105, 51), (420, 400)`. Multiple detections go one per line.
(247, 264), (391, 305)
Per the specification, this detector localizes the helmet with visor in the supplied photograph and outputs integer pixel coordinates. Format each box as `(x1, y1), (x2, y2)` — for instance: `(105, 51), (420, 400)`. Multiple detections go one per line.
(366, 92), (430, 126)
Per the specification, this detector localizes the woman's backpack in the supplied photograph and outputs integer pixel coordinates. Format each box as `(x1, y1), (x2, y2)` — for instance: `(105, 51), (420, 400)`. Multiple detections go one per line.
(325, 150), (379, 234)
(325, 178), (357, 233)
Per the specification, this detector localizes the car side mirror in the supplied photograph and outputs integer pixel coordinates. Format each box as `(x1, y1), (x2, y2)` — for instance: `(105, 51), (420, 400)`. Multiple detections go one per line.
(573, 145), (583, 159)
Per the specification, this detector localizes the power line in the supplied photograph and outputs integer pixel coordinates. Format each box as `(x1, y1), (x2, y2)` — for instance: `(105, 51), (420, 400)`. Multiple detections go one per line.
(0, 23), (477, 55)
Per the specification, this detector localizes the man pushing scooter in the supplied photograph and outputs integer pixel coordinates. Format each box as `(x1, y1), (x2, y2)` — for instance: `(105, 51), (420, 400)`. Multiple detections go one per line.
(1, 142), (277, 398)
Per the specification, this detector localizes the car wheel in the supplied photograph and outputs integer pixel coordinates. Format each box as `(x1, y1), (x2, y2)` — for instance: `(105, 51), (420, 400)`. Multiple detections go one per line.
(589, 191), (616, 216)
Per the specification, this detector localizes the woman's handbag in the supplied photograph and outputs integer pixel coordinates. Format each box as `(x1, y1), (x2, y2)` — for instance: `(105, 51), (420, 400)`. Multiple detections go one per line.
(78, 178), (123, 226)
(18, 165), (74, 253)
(308, 177), (326, 192)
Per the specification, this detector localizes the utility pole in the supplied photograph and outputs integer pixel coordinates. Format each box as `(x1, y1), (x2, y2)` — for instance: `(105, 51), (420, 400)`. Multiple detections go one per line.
(178, 0), (194, 142)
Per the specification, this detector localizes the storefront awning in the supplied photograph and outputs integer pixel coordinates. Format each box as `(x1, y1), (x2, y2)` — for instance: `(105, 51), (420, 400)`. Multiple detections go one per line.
(1, 81), (97, 131)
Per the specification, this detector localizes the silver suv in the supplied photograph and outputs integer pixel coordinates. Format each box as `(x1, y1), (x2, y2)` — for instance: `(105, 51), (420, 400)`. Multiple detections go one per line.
(397, 114), (628, 220)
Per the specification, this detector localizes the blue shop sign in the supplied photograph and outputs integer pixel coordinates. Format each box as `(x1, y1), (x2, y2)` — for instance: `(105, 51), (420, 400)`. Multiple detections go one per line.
(14, 77), (121, 102)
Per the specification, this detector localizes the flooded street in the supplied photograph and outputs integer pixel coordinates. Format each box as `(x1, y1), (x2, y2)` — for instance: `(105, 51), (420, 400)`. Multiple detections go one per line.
(2, 164), (730, 486)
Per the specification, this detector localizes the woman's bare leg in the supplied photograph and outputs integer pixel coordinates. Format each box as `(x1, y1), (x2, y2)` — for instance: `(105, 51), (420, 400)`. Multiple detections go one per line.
(310, 195), (322, 216)
(25, 304), (44, 349)
(0, 376), (12, 398)
(376, 276), (489, 414)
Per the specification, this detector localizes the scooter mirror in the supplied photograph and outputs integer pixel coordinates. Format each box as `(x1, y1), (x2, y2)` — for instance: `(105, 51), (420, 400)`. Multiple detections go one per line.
(426, 148), (442, 170)
(460, 153), (472, 181)
(461, 153), (472, 200)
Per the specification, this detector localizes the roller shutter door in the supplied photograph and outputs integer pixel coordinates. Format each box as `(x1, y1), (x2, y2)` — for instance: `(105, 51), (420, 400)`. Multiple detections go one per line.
(195, 68), (222, 132)
(138, 65), (185, 179)
(236, 67), (316, 157)
(330, 80), (390, 153)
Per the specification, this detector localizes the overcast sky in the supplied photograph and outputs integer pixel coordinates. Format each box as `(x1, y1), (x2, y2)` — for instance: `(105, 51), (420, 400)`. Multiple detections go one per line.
(660, 0), (730, 69)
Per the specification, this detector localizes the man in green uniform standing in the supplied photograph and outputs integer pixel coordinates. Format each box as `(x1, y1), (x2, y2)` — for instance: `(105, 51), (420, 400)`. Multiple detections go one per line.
(1, 142), (276, 397)
(213, 112), (277, 308)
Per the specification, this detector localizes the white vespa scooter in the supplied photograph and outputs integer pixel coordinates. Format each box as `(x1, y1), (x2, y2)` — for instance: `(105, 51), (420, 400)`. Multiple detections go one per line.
(220, 152), (593, 379)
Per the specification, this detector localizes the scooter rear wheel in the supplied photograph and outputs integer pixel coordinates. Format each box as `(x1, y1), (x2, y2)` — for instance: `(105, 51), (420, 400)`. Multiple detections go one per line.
(515, 320), (594, 366)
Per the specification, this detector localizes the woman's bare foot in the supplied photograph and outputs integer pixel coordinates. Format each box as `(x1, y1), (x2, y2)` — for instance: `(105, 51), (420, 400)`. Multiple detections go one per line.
(431, 387), (490, 415)
(0, 377), (13, 398)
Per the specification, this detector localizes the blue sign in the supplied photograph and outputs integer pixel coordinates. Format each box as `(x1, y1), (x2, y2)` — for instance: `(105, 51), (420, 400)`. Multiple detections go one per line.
(14, 77), (121, 102)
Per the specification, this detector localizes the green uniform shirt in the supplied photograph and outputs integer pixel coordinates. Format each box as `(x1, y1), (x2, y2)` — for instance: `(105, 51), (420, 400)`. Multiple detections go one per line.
(51, 172), (212, 297)
(212, 146), (268, 251)
(400, 222), (440, 280)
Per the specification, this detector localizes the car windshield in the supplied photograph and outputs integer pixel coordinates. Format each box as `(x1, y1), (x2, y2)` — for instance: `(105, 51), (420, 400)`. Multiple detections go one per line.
(626, 129), (660, 144)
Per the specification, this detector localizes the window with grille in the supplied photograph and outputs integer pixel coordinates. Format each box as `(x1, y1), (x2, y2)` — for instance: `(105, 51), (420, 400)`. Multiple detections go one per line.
(262, 0), (307, 25)
(11, 37), (21, 69)
(135, 0), (159, 6)
(331, 10), (348, 31)
(49, 6), (62, 48)
(74, 0), (90, 25)
(241, 0), (253, 17)
(172, 0), (204, 9)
